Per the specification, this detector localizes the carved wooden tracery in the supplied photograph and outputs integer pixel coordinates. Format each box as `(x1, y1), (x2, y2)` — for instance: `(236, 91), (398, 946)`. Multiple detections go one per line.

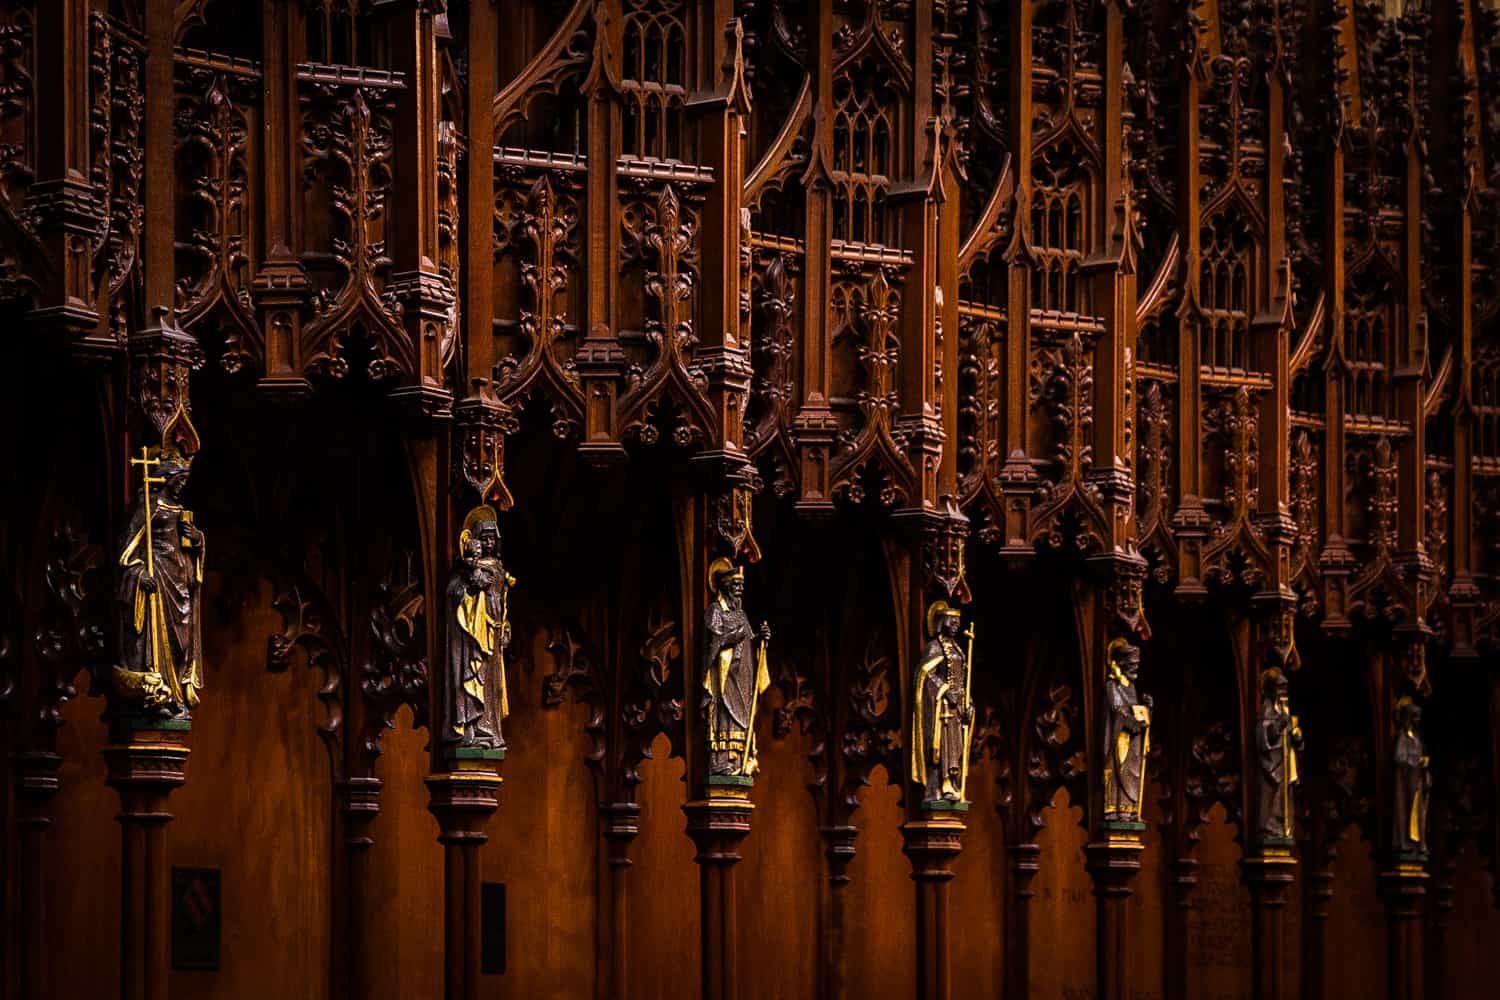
(4, 1), (1500, 998)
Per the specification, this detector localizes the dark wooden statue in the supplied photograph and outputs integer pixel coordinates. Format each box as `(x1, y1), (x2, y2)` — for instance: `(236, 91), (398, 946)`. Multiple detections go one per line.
(701, 558), (771, 778)
(1103, 639), (1151, 822)
(1391, 697), (1432, 857)
(113, 432), (205, 719)
(911, 600), (973, 805)
(1255, 667), (1303, 843)
(441, 506), (513, 751)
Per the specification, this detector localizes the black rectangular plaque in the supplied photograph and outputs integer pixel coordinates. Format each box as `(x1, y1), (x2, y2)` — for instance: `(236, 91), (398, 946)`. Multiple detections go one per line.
(481, 881), (506, 975)
(171, 867), (221, 971)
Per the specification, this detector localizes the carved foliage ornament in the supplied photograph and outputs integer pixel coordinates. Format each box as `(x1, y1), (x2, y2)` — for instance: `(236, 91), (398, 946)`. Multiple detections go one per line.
(298, 72), (410, 383)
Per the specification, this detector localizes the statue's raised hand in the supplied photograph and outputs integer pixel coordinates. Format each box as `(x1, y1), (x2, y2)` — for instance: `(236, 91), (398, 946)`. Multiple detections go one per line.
(758, 621), (772, 644)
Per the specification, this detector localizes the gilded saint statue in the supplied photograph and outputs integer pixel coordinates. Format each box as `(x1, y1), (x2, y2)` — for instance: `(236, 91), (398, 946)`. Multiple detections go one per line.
(701, 558), (772, 778)
(114, 423), (205, 718)
(1103, 639), (1151, 821)
(1255, 667), (1303, 842)
(911, 601), (974, 804)
(441, 506), (514, 751)
(1392, 697), (1432, 856)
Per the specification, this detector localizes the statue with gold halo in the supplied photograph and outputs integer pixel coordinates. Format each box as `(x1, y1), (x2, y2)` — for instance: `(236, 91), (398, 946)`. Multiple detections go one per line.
(441, 506), (514, 750)
(911, 600), (973, 804)
(701, 558), (771, 777)
(1103, 638), (1151, 821)
(114, 410), (205, 718)
(1255, 667), (1303, 842)
(1391, 697), (1431, 856)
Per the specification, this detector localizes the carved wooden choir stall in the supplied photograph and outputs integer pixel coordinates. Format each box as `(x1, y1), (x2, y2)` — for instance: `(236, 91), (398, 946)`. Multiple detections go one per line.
(3, 1), (1500, 999)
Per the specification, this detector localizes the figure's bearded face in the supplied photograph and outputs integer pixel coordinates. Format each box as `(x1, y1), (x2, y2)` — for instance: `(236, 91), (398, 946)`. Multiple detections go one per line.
(940, 614), (961, 638)
(474, 523), (500, 557)
(1120, 651), (1140, 680)
(725, 576), (744, 602)
(164, 469), (190, 502)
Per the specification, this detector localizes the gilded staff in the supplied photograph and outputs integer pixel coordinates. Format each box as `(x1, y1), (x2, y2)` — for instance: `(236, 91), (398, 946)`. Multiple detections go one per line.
(959, 622), (975, 799)
(738, 622), (770, 777)
(128, 447), (165, 675)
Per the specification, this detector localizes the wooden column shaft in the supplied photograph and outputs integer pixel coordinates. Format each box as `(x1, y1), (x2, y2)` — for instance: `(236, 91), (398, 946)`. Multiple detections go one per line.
(685, 793), (753, 1000)
(339, 776), (382, 1000)
(105, 731), (190, 1000)
(1380, 870), (1427, 1000)
(600, 801), (640, 1000)
(1085, 838), (1143, 1000)
(1243, 856), (1297, 1000)
(427, 769), (502, 1000)
(819, 824), (856, 1000)
(902, 818), (965, 1000)
(14, 752), (61, 1000)
(1005, 846), (1039, 1000)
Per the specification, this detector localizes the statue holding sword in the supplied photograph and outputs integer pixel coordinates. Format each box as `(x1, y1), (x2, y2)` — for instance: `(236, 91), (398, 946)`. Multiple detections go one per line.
(912, 600), (974, 805)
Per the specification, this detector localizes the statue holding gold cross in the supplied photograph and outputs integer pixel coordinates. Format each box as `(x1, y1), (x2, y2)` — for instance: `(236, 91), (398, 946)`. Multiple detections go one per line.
(113, 411), (205, 718)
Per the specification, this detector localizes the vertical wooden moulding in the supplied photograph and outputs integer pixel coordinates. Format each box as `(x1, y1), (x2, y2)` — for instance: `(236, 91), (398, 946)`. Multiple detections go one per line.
(13, 751), (62, 1000)
(1084, 833), (1144, 1000)
(426, 760), (503, 1000)
(1005, 842), (1040, 1000)
(1378, 865), (1427, 1000)
(599, 801), (640, 1000)
(103, 724), (190, 1000)
(683, 786), (753, 1000)
(901, 816), (966, 1000)
(1241, 853), (1297, 1000)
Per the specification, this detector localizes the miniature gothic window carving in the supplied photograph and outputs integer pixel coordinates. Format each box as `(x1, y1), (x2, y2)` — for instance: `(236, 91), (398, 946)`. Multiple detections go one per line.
(1476, 345), (1500, 464)
(1199, 210), (1253, 372)
(1030, 142), (1089, 316)
(1346, 269), (1396, 421)
(831, 60), (896, 245)
(306, 0), (364, 67)
(621, 0), (687, 161)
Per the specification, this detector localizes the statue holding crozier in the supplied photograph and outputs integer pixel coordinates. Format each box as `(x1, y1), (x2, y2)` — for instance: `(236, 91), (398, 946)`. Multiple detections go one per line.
(441, 505), (514, 751)
(911, 600), (974, 805)
(1102, 638), (1151, 821)
(701, 558), (772, 778)
(1255, 666), (1303, 843)
(113, 408), (206, 719)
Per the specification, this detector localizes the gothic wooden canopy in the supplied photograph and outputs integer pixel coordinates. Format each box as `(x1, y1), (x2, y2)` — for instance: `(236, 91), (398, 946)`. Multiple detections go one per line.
(4, 1), (1500, 1000)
